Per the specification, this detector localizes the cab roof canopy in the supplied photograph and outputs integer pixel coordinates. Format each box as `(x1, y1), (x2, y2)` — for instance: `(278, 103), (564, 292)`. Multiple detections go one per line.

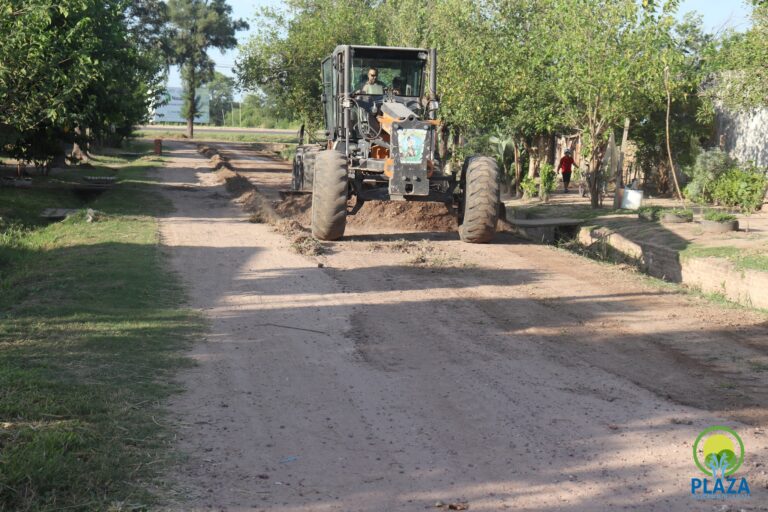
(332, 45), (430, 59)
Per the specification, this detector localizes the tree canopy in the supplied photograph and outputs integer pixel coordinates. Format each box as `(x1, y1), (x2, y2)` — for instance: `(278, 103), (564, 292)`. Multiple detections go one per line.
(0, 0), (167, 164)
(708, 3), (768, 111)
(236, 0), (384, 132)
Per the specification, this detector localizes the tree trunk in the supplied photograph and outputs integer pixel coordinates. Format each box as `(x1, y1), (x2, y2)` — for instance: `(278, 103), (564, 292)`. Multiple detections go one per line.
(589, 152), (600, 208)
(71, 126), (89, 163)
(613, 118), (630, 209)
(52, 148), (67, 169)
(664, 67), (684, 203)
(186, 100), (195, 139)
(512, 140), (522, 198)
(438, 124), (449, 161)
(525, 140), (539, 178)
(186, 68), (196, 139)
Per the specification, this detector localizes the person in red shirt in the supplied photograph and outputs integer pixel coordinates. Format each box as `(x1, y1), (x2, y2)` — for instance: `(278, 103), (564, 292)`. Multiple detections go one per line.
(557, 148), (579, 193)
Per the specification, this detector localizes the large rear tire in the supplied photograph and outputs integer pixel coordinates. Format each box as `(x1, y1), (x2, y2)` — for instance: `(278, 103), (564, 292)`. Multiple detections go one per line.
(458, 156), (500, 243)
(311, 151), (348, 241)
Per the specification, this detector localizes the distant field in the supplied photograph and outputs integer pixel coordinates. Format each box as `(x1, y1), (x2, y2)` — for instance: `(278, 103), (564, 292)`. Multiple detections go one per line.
(134, 129), (298, 144)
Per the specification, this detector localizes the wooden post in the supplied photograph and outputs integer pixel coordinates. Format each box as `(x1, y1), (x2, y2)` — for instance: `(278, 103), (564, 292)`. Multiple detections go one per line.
(613, 118), (630, 209)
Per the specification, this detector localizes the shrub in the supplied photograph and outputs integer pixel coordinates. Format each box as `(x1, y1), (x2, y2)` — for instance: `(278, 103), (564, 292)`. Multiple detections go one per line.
(539, 163), (557, 197)
(279, 145), (297, 161)
(638, 205), (663, 221)
(683, 148), (734, 203)
(710, 166), (767, 212)
(667, 208), (694, 221)
(520, 175), (538, 198)
(703, 210), (737, 222)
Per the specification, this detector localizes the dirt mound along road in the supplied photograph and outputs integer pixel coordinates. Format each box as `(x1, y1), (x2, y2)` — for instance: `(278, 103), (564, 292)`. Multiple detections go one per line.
(158, 141), (768, 511)
(273, 193), (458, 234)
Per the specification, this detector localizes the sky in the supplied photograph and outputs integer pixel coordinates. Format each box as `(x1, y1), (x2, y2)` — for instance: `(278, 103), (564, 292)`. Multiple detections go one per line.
(166, 0), (755, 95)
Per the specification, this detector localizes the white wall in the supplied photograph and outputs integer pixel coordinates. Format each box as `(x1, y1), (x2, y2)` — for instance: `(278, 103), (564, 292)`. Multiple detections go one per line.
(716, 107), (768, 168)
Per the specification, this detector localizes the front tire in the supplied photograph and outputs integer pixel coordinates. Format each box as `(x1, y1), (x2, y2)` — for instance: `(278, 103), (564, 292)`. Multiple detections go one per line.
(311, 151), (348, 240)
(458, 156), (500, 243)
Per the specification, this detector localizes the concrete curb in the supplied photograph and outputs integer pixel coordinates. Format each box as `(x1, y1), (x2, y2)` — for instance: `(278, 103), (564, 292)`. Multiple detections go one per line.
(577, 225), (768, 310)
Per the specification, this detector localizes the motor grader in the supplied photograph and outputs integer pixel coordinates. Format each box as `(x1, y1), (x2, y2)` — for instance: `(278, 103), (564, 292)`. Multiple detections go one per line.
(292, 45), (500, 243)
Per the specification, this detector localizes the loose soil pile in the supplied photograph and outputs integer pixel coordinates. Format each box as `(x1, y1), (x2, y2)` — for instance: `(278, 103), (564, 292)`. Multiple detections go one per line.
(274, 194), (458, 233)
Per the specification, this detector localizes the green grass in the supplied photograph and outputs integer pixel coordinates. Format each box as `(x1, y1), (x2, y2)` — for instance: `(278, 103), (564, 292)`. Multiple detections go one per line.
(0, 151), (200, 510)
(680, 244), (768, 272)
(702, 209), (737, 222)
(134, 129), (297, 144)
(279, 145), (297, 162)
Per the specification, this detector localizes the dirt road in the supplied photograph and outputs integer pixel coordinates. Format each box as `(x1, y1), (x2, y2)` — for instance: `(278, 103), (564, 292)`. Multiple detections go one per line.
(157, 141), (768, 511)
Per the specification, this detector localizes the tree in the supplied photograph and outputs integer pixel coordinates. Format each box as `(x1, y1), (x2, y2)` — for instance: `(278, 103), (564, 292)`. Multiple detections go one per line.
(487, 0), (562, 195)
(541, 0), (669, 207)
(0, 2), (100, 148)
(78, 1), (169, 149)
(237, 0), (384, 133)
(1, 1), (167, 165)
(166, 0), (247, 138)
(707, 3), (768, 111)
(625, 8), (713, 200)
(425, 0), (553, 194)
(207, 71), (235, 126)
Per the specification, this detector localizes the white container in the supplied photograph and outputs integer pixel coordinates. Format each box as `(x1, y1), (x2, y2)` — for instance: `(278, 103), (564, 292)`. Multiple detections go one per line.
(621, 188), (644, 210)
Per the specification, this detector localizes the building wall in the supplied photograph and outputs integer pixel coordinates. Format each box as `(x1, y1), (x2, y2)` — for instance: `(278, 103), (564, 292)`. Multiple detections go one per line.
(716, 107), (768, 168)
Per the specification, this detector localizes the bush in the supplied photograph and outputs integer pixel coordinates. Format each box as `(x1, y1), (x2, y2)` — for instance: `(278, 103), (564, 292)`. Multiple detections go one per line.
(703, 210), (737, 222)
(539, 163), (557, 197)
(638, 205), (664, 221)
(667, 208), (694, 221)
(710, 166), (767, 212)
(520, 175), (538, 198)
(683, 148), (734, 203)
(279, 145), (297, 161)
(683, 148), (767, 211)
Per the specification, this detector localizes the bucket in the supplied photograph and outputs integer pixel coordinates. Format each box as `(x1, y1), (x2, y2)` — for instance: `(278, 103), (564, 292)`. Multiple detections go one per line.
(621, 188), (643, 210)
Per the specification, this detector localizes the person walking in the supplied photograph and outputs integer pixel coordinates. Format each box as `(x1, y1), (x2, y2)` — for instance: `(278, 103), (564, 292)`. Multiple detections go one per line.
(557, 148), (578, 193)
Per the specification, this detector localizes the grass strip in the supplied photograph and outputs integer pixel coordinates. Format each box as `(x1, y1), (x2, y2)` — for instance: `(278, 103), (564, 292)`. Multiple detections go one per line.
(680, 244), (768, 273)
(0, 148), (200, 511)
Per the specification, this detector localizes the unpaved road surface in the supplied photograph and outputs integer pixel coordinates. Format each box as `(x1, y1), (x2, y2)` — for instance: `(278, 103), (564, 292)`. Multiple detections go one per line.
(157, 141), (768, 511)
